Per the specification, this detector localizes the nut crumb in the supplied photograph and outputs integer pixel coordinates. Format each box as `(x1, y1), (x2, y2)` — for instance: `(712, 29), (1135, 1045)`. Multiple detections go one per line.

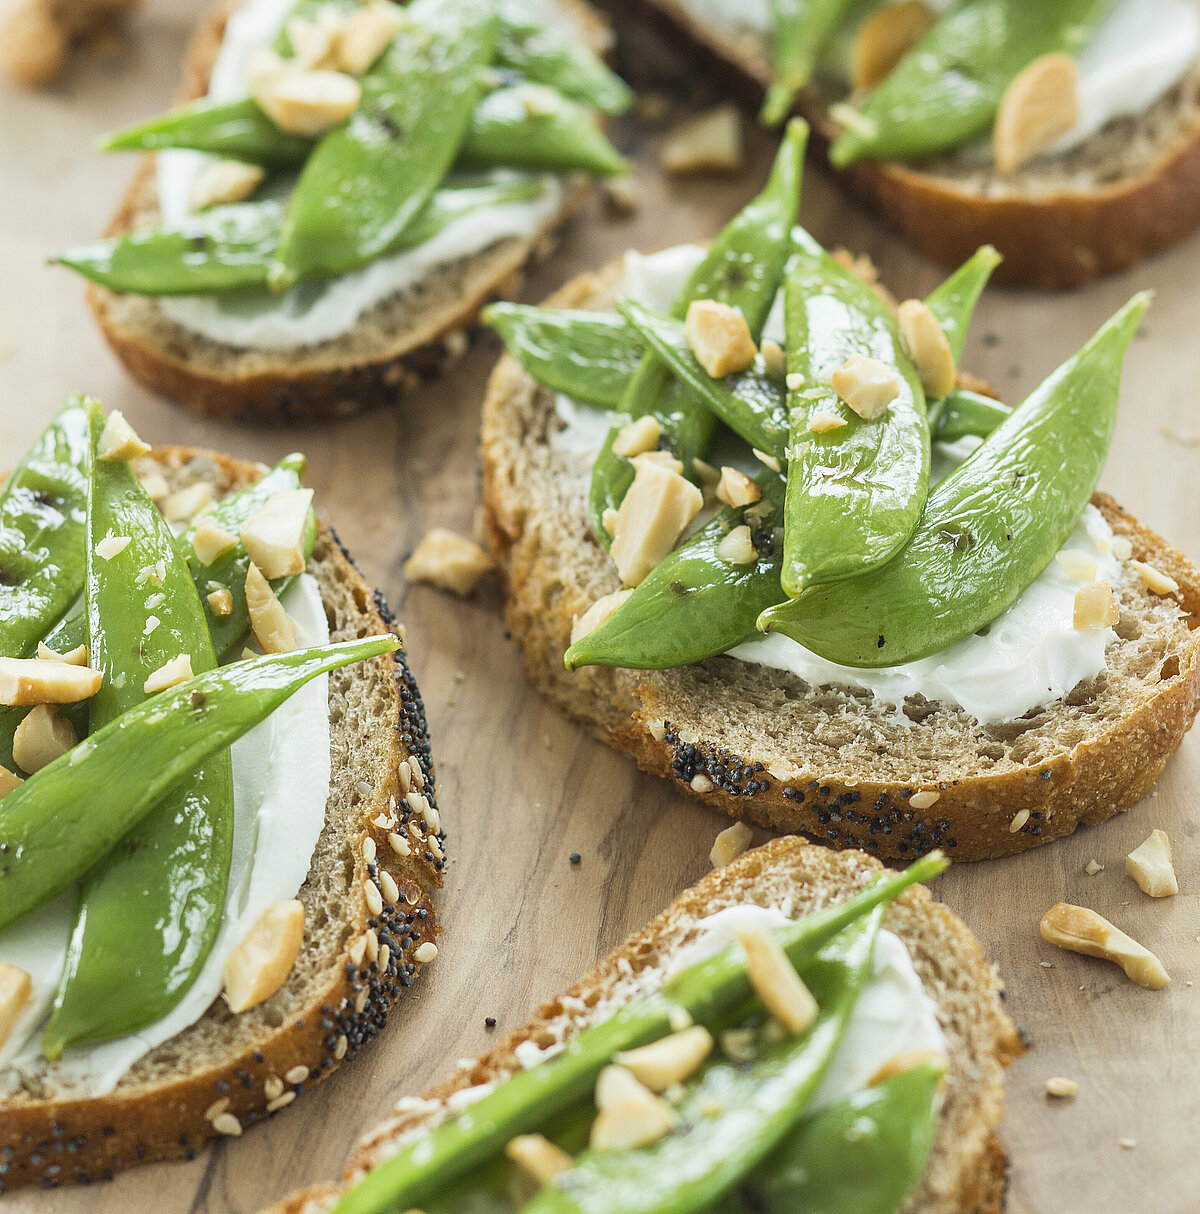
(1045, 1076), (1079, 1099)
(404, 529), (494, 597)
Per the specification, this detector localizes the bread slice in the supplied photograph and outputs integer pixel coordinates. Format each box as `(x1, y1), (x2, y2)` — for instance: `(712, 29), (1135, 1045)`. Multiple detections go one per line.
(601, 0), (1200, 288)
(0, 446), (445, 1190)
(86, 0), (611, 423)
(480, 260), (1200, 863)
(262, 838), (1022, 1214)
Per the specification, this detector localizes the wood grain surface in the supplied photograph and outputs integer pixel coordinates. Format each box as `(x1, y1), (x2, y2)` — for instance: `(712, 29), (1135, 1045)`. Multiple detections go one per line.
(1, 4), (1198, 1211)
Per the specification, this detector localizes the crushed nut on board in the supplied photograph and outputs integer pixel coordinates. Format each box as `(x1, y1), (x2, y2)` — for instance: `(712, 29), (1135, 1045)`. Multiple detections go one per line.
(661, 104), (743, 175)
(1045, 1076), (1079, 1099)
(404, 528), (495, 597)
(1126, 829), (1178, 898)
(1040, 903), (1170, 990)
(710, 820), (753, 868)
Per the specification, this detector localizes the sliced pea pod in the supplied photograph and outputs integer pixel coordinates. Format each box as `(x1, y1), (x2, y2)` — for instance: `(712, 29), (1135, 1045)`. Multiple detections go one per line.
(41, 404), (234, 1059)
(761, 0), (858, 125)
(0, 632), (398, 933)
(929, 387), (1009, 444)
(273, 0), (497, 287)
(779, 226), (928, 596)
(830, 0), (1118, 166)
(760, 293), (1148, 665)
(326, 853), (947, 1214)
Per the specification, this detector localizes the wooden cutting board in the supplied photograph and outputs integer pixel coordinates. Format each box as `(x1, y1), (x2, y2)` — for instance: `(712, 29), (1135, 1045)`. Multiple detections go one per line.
(0, 4), (1197, 1211)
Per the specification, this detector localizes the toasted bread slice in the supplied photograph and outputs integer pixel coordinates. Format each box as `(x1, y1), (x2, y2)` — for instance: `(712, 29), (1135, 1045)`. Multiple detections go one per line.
(479, 260), (1200, 863)
(0, 446), (445, 1190)
(86, 0), (610, 423)
(263, 838), (1022, 1214)
(602, 0), (1200, 288)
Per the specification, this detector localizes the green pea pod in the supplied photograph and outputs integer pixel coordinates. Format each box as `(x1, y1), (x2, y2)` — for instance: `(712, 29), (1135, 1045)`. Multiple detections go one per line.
(762, 0), (858, 125)
(565, 471), (786, 671)
(589, 119), (808, 545)
(524, 909), (883, 1214)
(715, 1060), (944, 1214)
(760, 293), (1148, 665)
(497, 0), (633, 114)
(272, 0), (497, 287)
(830, 0), (1118, 166)
(41, 405), (235, 1059)
(0, 633), (398, 933)
(483, 304), (646, 410)
(923, 245), (1001, 366)
(931, 387), (1009, 444)
(617, 301), (789, 457)
(779, 226), (928, 596)
(326, 853), (947, 1214)
(461, 83), (627, 176)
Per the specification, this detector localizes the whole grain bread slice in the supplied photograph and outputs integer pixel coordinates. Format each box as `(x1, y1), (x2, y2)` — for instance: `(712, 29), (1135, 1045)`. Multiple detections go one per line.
(479, 260), (1200, 863)
(86, 0), (611, 423)
(600, 0), (1200, 288)
(0, 446), (445, 1191)
(263, 838), (1022, 1214)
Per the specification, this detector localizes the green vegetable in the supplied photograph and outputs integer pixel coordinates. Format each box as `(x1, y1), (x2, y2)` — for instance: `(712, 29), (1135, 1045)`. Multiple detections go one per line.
(0, 633), (398, 933)
(929, 387), (1009, 444)
(759, 292), (1148, 664)
(830, 0), (1118, 166)
(762, 0), (858, 125)
(923, 245), (1001, 367)
(42, 405), (234, 1059)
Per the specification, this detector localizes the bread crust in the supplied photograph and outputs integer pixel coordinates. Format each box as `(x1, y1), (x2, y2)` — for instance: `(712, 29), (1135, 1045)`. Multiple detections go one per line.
(0, 447), (445, 1190)
(261, 839), (1022, 1214)
(480, 262), (1200, 864)
(86, 0), (609, 423)
(603, 0), (1200, 288)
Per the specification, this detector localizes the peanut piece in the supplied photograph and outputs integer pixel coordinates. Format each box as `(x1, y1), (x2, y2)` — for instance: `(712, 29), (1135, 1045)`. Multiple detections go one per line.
(505, 1134), (573, 1196)
(831, 354), (901, 420)
(994, 53), (1079, 175)
(897, 299), (955, 400)
(661, 104), (743, 175)
(0, 962), (31, 1049)
(610, 457), (703, 587)
(13, 704), (76, 772)
(616, 1026), (714, 1091)
(334, 2), (405, 75)
(851, 1), (934, 92)
(715, 466), (760, 509)
(685, 300), (757, 378)
(1126, 829), (1178, 898)
(736, 925), (818, 1034)
(190, 160), (265, 212)
(1073, 581), (1119, 631)
(240, 489), (312, 579)
(570, 588), (633, 646)
(1040, 902), (1170, 989)
(223, 899), (305, 1012)
(1131, 560), (1179, 595)
(404, 528), (495, 597)
(245, 562), (298, 654)
(715, 524), (757, 565)
(0, 656), (101, 705)
(192, 520), (239, 566)
(254, 67), (362, 137)
(612, 415), (662, 458)
(96, 410), (150, 462)
(143, 653), (194, 695)
(710, 820), (753, 868)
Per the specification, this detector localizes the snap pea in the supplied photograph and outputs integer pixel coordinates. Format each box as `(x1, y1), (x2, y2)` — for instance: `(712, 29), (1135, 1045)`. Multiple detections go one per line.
(929, 387), (1009, 444)
(715, 1060), (944, 1214)
(759, 293), (1148, 665)
(829, 0), (1118, 166)
(41, 405), (234, 1059)
(0, 633), (398, 933)
(565, 470), (785, 671)
(779, 226), (927, 596)
(524, 909), (883, 1214)
(761, 0), (858, 125)
(483, 305), (646, 410)
(327, 853), (946, 1214)
(923, 245), (1001, 367)
(589, 120), (808, 546)
(272, 0), (496, 288)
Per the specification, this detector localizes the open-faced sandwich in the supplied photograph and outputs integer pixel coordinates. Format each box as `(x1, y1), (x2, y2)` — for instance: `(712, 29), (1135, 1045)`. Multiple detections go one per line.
(482, 122), (1200, 863)
(56, 0), (629, 421)
(608, 0), (1200, 286)
(264, 840), (1019, 1214)
(0, 400), (445, 1188)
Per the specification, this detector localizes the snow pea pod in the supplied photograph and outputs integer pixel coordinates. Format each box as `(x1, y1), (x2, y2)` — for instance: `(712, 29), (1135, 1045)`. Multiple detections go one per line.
(525, 909), (883, 1214)
(41, 405), (234, 1059)
(0, 632), (398, 933)
(762, 0), (858, 125)
(930, 387), (1009, 444)
(272, 0), (496, 288)
(779, 226), (928, 596)
(830, 0), (1117, 166)
(760, 293), (1148, 665)
(328, 853), (946, 1214)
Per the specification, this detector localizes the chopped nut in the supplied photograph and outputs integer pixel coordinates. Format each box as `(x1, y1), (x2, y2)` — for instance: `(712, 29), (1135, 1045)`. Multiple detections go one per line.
(286, 6), (342, 67)
(616, 1026), (714, 1091)
(868, 1048), (945, 1086)
(908, 790), (940, 810)
(1085, 859), (1104, 876)
(95, 534), (131, 561)
(1111, 536), (1133, 561)
(720, 1027), (757, 1062)
(760, 340), (787, 379)
(716, 467), (760, 509)
(96, 410), (151, 462)
(785, 372), (805, 391)
(1040, 902), (1170, 989)
(13, 704), (76, 772)
(404, 528), (495, 597)
(753, 448), (782, 472)
(594, 1063), (652, 1111)
(240, 489), (312, 579)
(414, 941), (438, 964)
(223, 899), (305, 1012)
(736, 926), (818, 1034)
(610, 457), (703, 587)
(0, 765), (22, 799)
(589, 1081), (677, 1150)
(333, 2), (405, 75)
(831, 354), (901, 420)
(710, 820), (753, 868)
(570, 588), (633, 646)
(138, 469), (170, 500)
(143, 653), (194, 695)
(612, 415), (662, 458)
(1010, 808), (1031, 833)
(192, 520), (240, 566)
(808, 411), (847, 434)
(0, 0), (69, 88)
(994, 52), (1079, 175)
(661, 104), (742, 175)
(716, 524), (757, 565)
(1073, 581), (1119, 631)
(1045, 1076), (1079, 1099)
(851, 0), (934, 91)
(37, 642), (87, 666)
(190, 160), (265, 212)
(505, 1134), (573, 1194)
(254, 66), (362, 136)
(0, 656), (101, 706)
(636, 450), (685, 473)
(0, 962), (31, 1049)
(1131, 560), (1179, 595)
(245, 563), (298, 653)
(161, 481), (214, 523)
(1119, 1138), (1137, 1150)
(1055, 549), (1099, 582)
(897, 298), (955, 400)
(602, 174), (640, 214)
(207, 587), (234, 616)
(684, 300), (757, 378)
(1126, 829), (1178, 898)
